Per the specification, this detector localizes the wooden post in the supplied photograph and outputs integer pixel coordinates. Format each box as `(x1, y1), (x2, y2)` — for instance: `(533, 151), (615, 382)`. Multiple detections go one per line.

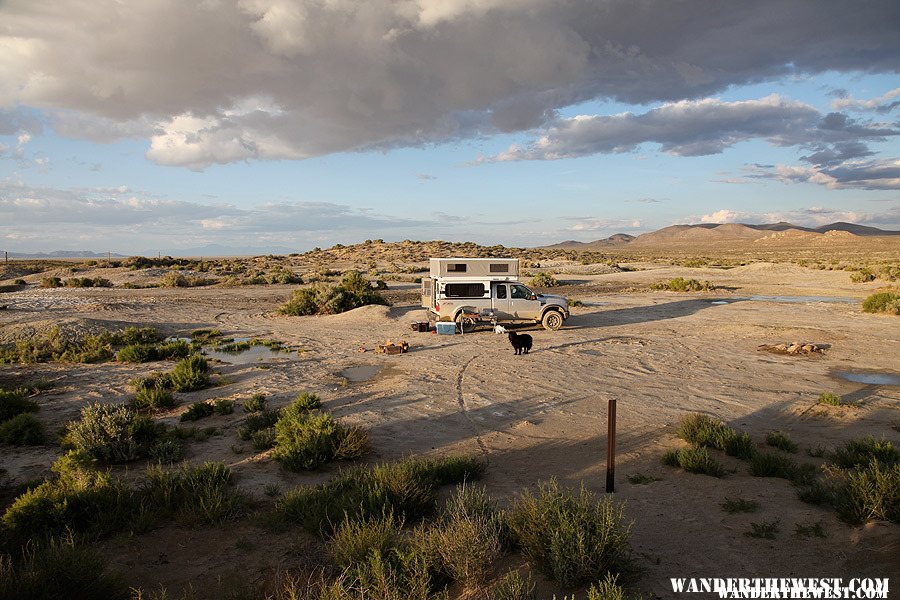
(606, 398), (617, 493)
(4, 251), (7, 264)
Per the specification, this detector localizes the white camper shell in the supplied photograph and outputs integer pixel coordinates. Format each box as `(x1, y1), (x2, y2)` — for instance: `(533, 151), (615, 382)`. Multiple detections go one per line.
(422, 258), (569, 332)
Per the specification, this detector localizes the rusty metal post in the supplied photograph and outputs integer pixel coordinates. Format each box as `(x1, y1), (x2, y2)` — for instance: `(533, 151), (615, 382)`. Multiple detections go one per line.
(606, 398), (616, 493)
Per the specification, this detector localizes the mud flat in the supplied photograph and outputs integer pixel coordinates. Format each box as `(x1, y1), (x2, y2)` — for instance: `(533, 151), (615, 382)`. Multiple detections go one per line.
(1, 261), (897, 597)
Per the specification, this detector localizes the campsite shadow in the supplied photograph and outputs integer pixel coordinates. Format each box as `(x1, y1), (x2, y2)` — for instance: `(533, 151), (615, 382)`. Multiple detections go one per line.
(563, 298), (741, 330)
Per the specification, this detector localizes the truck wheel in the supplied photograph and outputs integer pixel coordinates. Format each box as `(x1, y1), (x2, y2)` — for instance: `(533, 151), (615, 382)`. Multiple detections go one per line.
(456, 313), (476, 333)
(542, 310), (564, 331)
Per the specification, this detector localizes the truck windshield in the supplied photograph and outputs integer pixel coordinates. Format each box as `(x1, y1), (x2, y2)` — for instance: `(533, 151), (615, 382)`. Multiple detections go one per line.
(510, 285), (533, 299)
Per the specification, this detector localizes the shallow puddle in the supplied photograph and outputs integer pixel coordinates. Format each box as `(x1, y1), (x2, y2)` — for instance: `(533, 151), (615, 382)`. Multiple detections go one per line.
(341, 365), (384, 382)
(832, 370), (900, 386)
(745, 295), (858, 304)
(204, 338), (298, 365)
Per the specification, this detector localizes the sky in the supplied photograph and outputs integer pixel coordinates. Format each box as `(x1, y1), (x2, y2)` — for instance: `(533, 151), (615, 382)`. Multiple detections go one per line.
(1, 0), (898, 254)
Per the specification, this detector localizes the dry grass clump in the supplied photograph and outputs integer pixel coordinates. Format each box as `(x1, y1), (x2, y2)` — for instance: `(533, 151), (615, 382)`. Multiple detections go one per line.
(651, 277), (715, 292)
(662, 446), (726, 477)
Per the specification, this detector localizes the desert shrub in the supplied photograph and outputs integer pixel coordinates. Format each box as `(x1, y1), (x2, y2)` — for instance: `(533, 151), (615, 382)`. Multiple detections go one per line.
(651, 277), (714, 292)
(328, 509), (405, 571)
(832, 460), (899, 524)
(431, 485), (504, 590)
(169, 355), (211, 392)
(64, 277), (112, 288)
(626, 473), (661, 485)
(292, 391), (321, 411)
(818, 392), (842, 406)
(132, 387), (176, 411)
(721, 497), (758, 514)
(662, 447), (726, 477)
(676, 413), (755, 459)
(746, 520), (780, 539)
(1, 452), (134, 543)
(797, 480), (834, 505)
(148, 439), (183, 464)
(243, 393), (267, 412)
(529, 272), (559, 288)
(279, 273), (390, 317)
(0, 388), (39, 422)
(238, 410), (280, 440)
(0, 534), (129, 600)
(493, 570), (536, 600)
(0, 414), (45, 446)
(143, 462), (246, 526)
(766, 431), (798, 454)
(114, 327), (162, 346)
(13, 278), (27, 285)
(273, 410), (368, 471)
(129, 372), (173, 392)
(274, 456), (484, 535)
(214, 399), (234, 415)
(115, 344), (154, 363)
(251, 427), (277, 451)
(862, 291), (900, 315)
(155, 340), (191, 360)
(585, 573), (633, 600)
(829, 436), (898, 469)
(850, 269), (875, 283)
(266, 268), (304, 285)
(794, 520), (827, 539)
(66, 403), (158, 463)
(39, 277), (63, 288)
(180, 401), (215, 422)
(749, 452), (802, 480)
(506, 480), (633, 588)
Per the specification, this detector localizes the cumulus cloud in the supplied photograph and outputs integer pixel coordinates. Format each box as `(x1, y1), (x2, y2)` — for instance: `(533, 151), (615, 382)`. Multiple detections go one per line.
(564, 217), (643, 231)
(746, 159), (900, 190)
(831, 88), (900, 113)
(1, 0), (898, 168)
(486, 95), (897, 162)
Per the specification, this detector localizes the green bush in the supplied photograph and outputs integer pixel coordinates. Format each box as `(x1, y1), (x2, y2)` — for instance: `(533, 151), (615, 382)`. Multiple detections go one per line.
(493, 570), (535, 600)
(328, 509), (404, 571)
(214, 399), (234, 415)
(651, 277), (714, 292)
(662, 447), (726, 477)
(745, 520), (780, 539)
(279, 273), (390, 316)
(243, 393), (267, 412)
(0, 388), (39, 422)
(2, 452), (133, 543)
(66, 403), (158, 463)
(64, 277), (112, 288)
(148, 439), (183, 464)
(749, 452), (803, 481)
(292, 392), (321, 411)
(862, 291), (900, 315)
(273, 410), (368, 471)
(143, 462), (246, 526)
(850, 269), (875, 283)
(250, 427), (276, 451)
(155, 340), (191, 360)
(832, 460), (899, 524)
(0, 414), (45, 445)
(766, 431), (798, 454)
(132, 387), (176, 411)
(39, 277), (62, 288)
(431, 485), (504, 590)
(829, 436), (898, 469)
(237, 410), (280, 441)
(675, 413), (755, 459)
(180, 401), (215, 422)
(529, 272), (559, 288)
(274, 456), (484, 535)
(506, 480), (633, 588)
(169, 355), (211, 392)
(115, 344), (154, 363)
(0, 534), (129, 600)
(818, 392), (842, 406)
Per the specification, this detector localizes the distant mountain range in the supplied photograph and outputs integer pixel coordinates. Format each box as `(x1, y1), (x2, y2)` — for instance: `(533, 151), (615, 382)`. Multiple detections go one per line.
(548, 221), (900, 249)
(6, 250), (126, 259)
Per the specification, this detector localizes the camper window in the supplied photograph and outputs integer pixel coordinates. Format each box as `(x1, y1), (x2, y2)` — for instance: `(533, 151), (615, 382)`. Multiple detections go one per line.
(447, 263), (467, 272)
(489, 263), (509, 273)
(445, 283), (486, 298)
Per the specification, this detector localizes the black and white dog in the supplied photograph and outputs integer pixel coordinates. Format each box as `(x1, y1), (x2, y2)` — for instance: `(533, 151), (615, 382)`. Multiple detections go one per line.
(507, 331), (533, 355)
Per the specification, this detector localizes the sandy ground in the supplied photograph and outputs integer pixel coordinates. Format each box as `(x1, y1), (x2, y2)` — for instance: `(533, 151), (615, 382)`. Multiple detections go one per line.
(1, 262), (898, 598)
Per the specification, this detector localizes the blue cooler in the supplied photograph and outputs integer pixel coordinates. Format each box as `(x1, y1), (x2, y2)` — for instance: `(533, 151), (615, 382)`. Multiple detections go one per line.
(435, 322), (456, 335)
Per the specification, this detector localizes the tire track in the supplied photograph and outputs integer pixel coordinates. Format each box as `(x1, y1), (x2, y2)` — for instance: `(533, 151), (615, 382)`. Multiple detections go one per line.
(456, 354), (489, 459)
